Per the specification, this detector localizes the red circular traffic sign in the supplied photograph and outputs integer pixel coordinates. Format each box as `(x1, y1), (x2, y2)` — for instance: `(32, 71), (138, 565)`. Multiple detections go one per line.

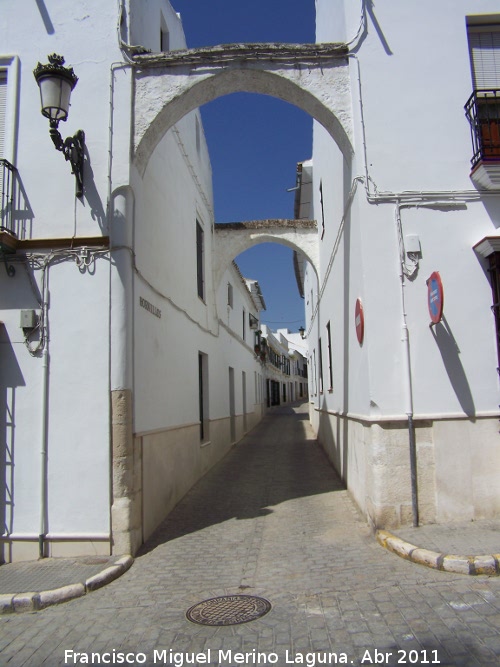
(355, 298), (364, 345)
(427, 271), (444, 324)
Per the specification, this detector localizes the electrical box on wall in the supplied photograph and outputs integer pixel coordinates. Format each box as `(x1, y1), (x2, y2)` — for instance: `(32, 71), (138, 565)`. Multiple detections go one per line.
(20, 309), (37, 329)
(405, 234), (421, 254)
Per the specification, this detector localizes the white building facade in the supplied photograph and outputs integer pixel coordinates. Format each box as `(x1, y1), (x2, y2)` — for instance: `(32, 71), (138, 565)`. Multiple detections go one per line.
(260, 326), (308, 407)
(0, 0), (267, 562)
(303, 0), (500, 528)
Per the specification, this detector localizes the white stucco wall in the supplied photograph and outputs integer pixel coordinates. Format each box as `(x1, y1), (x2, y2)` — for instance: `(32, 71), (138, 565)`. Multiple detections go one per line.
(0, 0), (125, 559)
(1, 0), (120, 240)
(132, 110), (215, 433)
(309, 0), (500, 422)
(308, 0), (500, 526)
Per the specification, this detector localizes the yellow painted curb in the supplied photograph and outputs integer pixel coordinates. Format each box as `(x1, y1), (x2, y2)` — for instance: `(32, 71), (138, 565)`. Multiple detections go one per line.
(376, 530), (499, 576)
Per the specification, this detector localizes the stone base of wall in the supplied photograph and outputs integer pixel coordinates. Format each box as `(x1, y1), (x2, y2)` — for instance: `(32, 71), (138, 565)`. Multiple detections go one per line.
(312, 406), (500, 529)
(111, 389), (142, 557)
(140, 408), (263, 544)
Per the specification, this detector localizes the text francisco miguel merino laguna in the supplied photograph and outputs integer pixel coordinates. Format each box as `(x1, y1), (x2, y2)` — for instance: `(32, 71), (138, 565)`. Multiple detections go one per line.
(64, 647), (442, 665)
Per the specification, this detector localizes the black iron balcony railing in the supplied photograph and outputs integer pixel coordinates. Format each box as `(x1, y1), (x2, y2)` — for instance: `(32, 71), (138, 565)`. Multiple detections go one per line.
(465, 89), (500, 169)
(0, 159), (18, 236)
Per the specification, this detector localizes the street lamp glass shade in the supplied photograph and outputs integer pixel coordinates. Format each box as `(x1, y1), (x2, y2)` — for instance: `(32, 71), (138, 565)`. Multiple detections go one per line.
(36, 75), (73, 122)
(33, 54), (78, 123)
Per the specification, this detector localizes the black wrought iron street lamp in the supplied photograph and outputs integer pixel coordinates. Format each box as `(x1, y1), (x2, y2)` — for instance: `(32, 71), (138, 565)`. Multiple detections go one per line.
(33, 54), (85, 198)
(299, 326), (306, 339)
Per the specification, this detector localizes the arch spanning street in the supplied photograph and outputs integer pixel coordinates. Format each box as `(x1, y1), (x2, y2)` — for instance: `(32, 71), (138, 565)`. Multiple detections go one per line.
(132, 42), (348, 290)
(132, 42), (353, 176)
(214, 219), (319, 289)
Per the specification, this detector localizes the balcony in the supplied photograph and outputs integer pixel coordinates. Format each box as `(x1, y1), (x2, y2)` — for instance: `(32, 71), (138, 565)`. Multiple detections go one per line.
(465, 90), (500, 189)
(0, 159), (19, 256)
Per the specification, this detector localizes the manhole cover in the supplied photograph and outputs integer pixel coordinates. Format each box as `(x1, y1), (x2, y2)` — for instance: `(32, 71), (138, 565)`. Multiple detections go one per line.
(186, 595), (272, 626)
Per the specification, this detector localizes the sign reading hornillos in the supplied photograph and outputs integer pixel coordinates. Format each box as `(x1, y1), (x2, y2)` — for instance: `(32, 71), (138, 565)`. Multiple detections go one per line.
(139, 296), (161, 319)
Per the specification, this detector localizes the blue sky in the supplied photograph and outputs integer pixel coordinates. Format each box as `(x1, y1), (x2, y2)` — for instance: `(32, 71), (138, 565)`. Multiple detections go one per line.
(171, 0), (316, 332)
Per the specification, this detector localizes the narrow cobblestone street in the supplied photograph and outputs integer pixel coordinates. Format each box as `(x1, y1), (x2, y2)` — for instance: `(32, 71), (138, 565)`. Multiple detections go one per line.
(1, 404), (500, 666)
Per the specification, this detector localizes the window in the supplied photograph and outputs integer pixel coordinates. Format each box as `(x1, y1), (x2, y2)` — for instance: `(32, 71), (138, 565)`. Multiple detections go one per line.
(196, 221), (205, 300)
(318, 338), (324, 394)
(198, 352), (209, 442)
(242, 308), (246, 341)
(312, 349), (317, 396)
(0, 57), (18, 165)
(326, 321), (333, 391)
(254, 329), (261, 351)
(465, 20), (500, 186)
(468, 23), (500, 89)
(0, 69), (7, 159)
(242, 371), (247, 432)
(227, 282), (233, 308)
(195, 115), (201, 155)
(319, 180), (325, 240)
(0, 69), (8, 231)
(0, 63), (18, 236)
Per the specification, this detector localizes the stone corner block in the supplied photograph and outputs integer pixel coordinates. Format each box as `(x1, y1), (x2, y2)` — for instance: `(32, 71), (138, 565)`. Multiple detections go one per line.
(86, 565), (122, 592)
(114, 555), (134, 572)
(383, 533), (418, 560)
(0, 594), (14, 614)
(375, 530), (391, 547)
(442, 555), (472, 575)
(410, 547), (440, 569)
(38, 584), (86, 609)
(473, 555), (498, 576)
(12, 592), (40, 613)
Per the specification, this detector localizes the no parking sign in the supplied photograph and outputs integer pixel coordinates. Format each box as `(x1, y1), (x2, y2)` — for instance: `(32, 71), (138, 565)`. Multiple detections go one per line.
(355, 298), (364, 345)
(427, 271), (444, 325)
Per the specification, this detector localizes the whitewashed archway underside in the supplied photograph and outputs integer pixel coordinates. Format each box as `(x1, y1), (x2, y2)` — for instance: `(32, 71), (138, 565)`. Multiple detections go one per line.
(214, 219), (318, 289)
(132, 42), (353, 176)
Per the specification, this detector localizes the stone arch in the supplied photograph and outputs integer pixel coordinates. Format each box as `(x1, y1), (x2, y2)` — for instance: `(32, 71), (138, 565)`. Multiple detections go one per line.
(213, 221), (319, 291)
(133, 49), (353, 176)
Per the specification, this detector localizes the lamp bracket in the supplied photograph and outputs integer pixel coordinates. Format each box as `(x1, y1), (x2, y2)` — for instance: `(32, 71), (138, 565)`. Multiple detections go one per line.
(49, 123), (85, 198)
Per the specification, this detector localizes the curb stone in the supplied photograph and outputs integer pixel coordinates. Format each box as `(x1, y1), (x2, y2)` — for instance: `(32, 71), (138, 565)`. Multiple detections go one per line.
(85, 555), (134, 591)
(376, 530), (500, 576)
(0, 555), (134, 615)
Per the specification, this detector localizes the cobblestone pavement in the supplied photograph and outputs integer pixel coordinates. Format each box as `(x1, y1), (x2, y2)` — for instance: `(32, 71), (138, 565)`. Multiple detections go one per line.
(1, 404), (500, 667)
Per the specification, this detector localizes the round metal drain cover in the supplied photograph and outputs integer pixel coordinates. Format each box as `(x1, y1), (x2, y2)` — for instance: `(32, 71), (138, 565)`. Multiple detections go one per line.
(186, 595), (272, 626)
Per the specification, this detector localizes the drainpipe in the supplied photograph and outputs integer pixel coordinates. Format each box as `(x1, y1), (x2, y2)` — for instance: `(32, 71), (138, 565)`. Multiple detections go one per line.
(39, 274), (50, 558)
(401, 310), (418, 527)
(397, 203), (419, 527)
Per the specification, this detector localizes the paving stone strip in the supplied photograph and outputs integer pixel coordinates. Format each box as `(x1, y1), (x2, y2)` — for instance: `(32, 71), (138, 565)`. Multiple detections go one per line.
(0, 555), (133, 613)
